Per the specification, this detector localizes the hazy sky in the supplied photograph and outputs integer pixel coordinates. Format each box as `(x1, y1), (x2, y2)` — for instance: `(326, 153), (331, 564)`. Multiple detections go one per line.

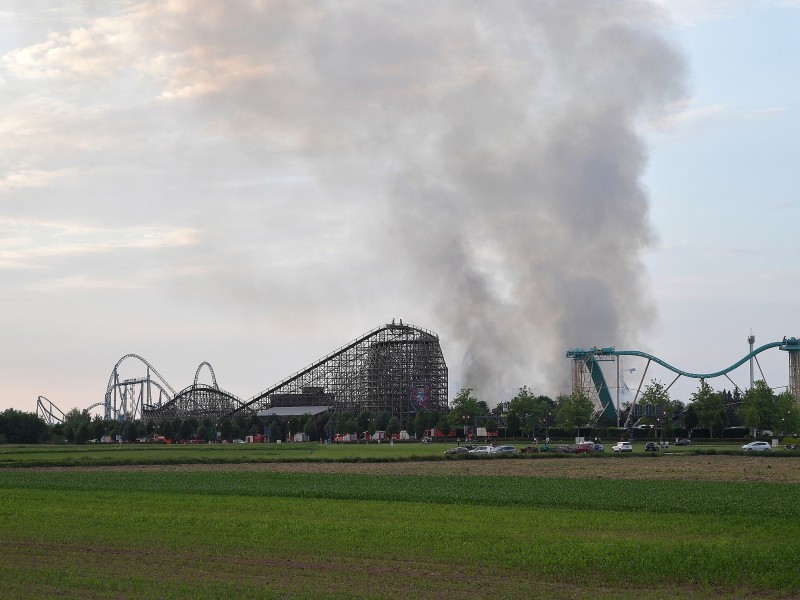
(2, 1), (798, 415)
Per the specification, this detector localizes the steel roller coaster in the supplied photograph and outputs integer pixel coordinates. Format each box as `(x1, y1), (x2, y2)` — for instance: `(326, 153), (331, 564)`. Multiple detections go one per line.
(567, 337), (800, 426)
(37, 321), (448, 425)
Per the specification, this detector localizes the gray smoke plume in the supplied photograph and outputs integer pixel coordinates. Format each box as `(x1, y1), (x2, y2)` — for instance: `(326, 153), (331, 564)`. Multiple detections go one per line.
(164, 1), (685, 401)
(2, 1), (685, 404)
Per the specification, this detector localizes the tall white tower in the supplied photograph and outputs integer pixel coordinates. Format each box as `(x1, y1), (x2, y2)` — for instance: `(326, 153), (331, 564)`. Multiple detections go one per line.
(748, 331), (755, 389)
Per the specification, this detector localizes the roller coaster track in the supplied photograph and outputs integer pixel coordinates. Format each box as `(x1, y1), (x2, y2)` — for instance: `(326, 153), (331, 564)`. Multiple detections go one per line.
(567, 337), (800, 427)
(233, 321), (442, 416)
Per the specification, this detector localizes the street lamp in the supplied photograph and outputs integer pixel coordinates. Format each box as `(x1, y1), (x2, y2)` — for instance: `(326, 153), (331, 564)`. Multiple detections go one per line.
(545, 411), (550, 443)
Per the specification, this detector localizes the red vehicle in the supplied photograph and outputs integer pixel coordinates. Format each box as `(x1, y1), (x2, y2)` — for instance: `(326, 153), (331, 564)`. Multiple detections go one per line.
(573, 441), (595, 453)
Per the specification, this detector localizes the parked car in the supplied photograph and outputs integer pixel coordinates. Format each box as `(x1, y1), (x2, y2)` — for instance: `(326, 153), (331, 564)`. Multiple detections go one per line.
(573, 441), (595, 453)
(444, 446), (469, 455)
(612, 441), (633, 452)
(644, 442), (660, 452)
(520, 445), (539, 454)
(593, 443), (605, 452)
(742, 441), (771, 452)
(674, 438), (691, 446)
(492, 445), (517, 455)
(469, 445), (493, 455)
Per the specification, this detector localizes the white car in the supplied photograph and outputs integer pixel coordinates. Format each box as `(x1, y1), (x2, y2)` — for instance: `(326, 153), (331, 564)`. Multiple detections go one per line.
(742, 441), (771, 452)
(469, 445), (494, 455)
(611, 441), (633, 452)
(491, 445), (517, 455)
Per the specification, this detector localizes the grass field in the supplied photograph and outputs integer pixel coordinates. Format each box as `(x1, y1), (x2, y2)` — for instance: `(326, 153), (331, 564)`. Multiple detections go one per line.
(1, 444), (799, 599)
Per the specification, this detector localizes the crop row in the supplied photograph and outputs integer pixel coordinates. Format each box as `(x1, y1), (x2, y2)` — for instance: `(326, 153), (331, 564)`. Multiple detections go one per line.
(2, 469), (799, 519)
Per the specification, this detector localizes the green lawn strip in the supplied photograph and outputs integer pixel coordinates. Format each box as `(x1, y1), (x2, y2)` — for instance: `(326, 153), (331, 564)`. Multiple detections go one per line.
(0, 482), (797, 593)
(2, 469), (799, 519)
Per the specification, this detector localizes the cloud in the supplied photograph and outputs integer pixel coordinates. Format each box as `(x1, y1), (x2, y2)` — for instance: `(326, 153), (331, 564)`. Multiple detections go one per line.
(0, 168), (73, 192)
(0, 219), (200, 270)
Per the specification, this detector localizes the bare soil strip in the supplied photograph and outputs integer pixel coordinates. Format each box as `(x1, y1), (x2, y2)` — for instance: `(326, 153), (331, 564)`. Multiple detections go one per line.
(27, 455), (800, 483)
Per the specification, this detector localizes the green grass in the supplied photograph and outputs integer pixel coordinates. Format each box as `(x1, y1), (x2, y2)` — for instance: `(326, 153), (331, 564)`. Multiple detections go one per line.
(0, 468), (798, 598)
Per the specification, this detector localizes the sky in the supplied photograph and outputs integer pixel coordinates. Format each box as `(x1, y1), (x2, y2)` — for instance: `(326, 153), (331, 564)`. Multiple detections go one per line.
(1, 1), (798, 416)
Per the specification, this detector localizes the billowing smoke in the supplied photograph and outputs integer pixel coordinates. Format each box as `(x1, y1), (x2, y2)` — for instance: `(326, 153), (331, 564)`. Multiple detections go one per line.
(150, 1), (684, 400)
(2, 1), (686, 405)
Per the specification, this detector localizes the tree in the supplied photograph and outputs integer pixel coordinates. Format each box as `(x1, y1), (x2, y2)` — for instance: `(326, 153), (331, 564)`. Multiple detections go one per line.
(439, 419), (452, 436)
(386, 416), (400, 438)
(123, 420), (139, 442)
(287, 416), (300, 437)
(684, 404), (699, 435)
(505, 412), (521, 437)
(303, 415), (317, 440)
(690, 380), (725, 438)
(412, 411), (430, 438)
(557, 392), (594, 437)
(180, 417), (198, 441)
(376, 412), (391, 431)
(508, 386), (550, 438)
(0, 409), (49, 444)
(196, 422), (210, 443)
(74, 422), (92, 445)
(357, 411), (373, 433)
(160, 419), (175, 440)
(219, 419), (234, 442)
(739, 380), (777, 435)
(776, 390), (800, 436)
(91, 416), (106, 441)
(640, 379), (672, 438)
(449, 388), (487, 424)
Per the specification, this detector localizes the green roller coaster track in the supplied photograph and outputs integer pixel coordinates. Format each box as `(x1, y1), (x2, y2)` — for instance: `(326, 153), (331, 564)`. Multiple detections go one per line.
(566, 337), (800, 426)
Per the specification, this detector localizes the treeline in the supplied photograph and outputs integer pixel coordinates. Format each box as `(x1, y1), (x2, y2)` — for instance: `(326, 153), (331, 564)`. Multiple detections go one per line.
(0, 409), (49, 444)
(611, 378), (799, 439)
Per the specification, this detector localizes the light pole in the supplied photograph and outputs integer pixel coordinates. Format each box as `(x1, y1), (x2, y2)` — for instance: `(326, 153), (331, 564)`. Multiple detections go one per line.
(545, 411), (550, 443)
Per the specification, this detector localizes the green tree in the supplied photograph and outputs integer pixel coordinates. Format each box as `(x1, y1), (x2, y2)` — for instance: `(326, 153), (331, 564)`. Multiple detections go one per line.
(684, 404), (699, 435)
(690, 380), (725, 438)
(357, 411), (373, 433)
(448, 388), (488, 430)
(556, 392), (594, 437)
(219, 419), (234, 442)
(287, 416), (300, 437)
(179, 416), (198, 441)
(0, 409), (49, 444)
(386, 416), (400, 438)
(123, 420), (139, 442)
(509, 386), (551, 438)
(639, 379), (672, 438)
(303, 415), (317, 440)
(412, 411), (430, 438)
(91, 416), (106, 441)
(776, 390), (800, 436)
(376, 412), (391, 431)
(159, 419), (175, 440)
(439, 419), (452, 436)
(739, 380), (777, 435)
(75, 422), (92, 445)
(505, 412), (521, 437)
